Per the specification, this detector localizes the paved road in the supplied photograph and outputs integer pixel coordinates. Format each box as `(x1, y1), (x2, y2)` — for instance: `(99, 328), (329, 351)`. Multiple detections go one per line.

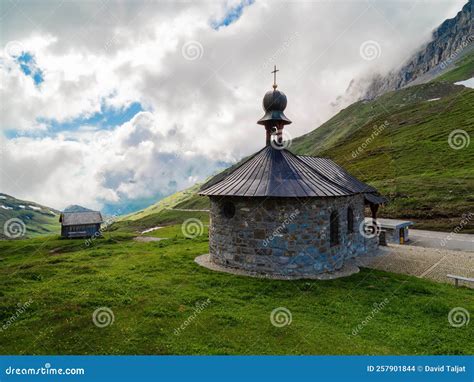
(365, 245), (474, 288)
(408, 229), (474, 252)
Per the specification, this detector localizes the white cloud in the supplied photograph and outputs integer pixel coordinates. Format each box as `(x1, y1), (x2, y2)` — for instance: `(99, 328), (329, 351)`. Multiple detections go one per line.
(1, 111), (228, 210)
(0, 0), (466, 210)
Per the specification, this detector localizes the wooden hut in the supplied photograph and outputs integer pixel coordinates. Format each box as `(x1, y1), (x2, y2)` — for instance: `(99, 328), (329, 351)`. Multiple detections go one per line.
(59, 211), (103, 238)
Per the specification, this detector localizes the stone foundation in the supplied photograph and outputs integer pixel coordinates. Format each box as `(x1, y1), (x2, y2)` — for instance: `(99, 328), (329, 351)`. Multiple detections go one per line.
(208, 195), (377, 277)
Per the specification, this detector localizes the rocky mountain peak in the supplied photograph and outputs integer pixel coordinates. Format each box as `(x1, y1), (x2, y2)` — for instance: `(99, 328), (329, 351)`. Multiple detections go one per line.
(361, 0), (473, 100)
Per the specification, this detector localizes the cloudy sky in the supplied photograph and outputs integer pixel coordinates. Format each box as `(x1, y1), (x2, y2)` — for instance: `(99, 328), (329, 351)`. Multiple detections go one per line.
(0, 0), (466, 213)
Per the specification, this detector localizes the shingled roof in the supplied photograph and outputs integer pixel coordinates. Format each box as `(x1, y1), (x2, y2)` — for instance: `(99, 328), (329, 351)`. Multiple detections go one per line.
(199, 146), (381, 198)
(60, 211), (103, 226)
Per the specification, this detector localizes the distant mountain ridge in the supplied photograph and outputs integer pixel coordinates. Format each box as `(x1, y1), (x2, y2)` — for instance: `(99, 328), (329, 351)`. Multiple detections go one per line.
(0, 193), (60, 238)
(356, 0), (473, 100)
(63, 205), (94, 213)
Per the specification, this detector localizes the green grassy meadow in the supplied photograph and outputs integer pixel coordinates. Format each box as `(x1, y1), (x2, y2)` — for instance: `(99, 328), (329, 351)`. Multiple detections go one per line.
(1, 209), (473, 355)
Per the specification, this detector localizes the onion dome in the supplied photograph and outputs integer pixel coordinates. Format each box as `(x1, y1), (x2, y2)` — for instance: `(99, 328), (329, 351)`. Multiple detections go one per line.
(257, 65), (293, 146)
(257, 89), (292, 126)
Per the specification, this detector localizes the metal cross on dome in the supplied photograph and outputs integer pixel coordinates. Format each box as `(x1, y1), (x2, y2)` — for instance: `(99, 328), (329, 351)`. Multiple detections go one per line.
(272, 65), (279, 90)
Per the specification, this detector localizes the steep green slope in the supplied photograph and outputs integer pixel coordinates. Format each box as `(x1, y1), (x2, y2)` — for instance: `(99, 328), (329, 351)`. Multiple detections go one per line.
(119, 183), (208, 222)
(434, 50), (474, 83)
(115, 183), (209, 233)
(0, 193), (60, 238)
(290, 58), (474, 231)
(292, 50), (474, 156)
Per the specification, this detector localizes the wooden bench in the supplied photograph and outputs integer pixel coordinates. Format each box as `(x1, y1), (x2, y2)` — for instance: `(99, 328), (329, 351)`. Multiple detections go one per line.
(447, 274), (474, 287)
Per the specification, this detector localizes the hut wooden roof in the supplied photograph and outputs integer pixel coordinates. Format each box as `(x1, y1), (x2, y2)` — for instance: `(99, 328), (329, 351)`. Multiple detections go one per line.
(60, 211), (103, 226)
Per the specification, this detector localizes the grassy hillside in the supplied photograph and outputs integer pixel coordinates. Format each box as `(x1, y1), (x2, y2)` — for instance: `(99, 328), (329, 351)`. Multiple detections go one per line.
(0, 193), (60, 239)
(434, 49), (474, 83)
(290, 56), (474, 231)
(120, 183), (209, 222)
(0, 228), (472, 355)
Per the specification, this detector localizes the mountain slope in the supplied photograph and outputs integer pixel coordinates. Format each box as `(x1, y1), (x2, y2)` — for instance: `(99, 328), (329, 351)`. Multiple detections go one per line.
(63, 205), (94, 213)
(119, 183), (208, 222)
(290, 55), (474, 231)
(0, 193), (60, 238)
(110, 180), (214, 233)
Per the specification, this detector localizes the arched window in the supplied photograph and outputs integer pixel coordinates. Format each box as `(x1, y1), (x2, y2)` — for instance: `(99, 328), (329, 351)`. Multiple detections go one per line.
(330, 211), (339, 247)
(222, 201), (236, 219)
(347, 207), (354, 233)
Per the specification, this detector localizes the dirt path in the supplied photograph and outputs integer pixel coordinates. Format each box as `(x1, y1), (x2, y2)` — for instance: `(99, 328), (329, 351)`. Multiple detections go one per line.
(133, 236), (165, 242)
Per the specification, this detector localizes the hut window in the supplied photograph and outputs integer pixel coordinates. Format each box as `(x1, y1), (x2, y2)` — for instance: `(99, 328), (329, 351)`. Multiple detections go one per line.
(330, 211), (339, 247)
(222, 201), (236, 219)
(347, 207), (354, 233)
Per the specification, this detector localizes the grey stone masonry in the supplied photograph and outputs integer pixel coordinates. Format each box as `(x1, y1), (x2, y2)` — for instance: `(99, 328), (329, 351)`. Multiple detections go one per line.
(208, 195), (378, 276)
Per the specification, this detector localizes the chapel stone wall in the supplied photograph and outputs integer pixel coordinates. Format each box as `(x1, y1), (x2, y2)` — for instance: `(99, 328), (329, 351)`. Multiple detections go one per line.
(209, 195), (376, 276)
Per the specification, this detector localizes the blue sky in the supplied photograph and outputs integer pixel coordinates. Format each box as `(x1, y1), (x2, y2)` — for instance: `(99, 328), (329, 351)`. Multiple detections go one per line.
(17, 52), (44, 86)
(5, 102), (144, 139)
(39, 102), (144, 134)
(211, 0), (255, 30)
